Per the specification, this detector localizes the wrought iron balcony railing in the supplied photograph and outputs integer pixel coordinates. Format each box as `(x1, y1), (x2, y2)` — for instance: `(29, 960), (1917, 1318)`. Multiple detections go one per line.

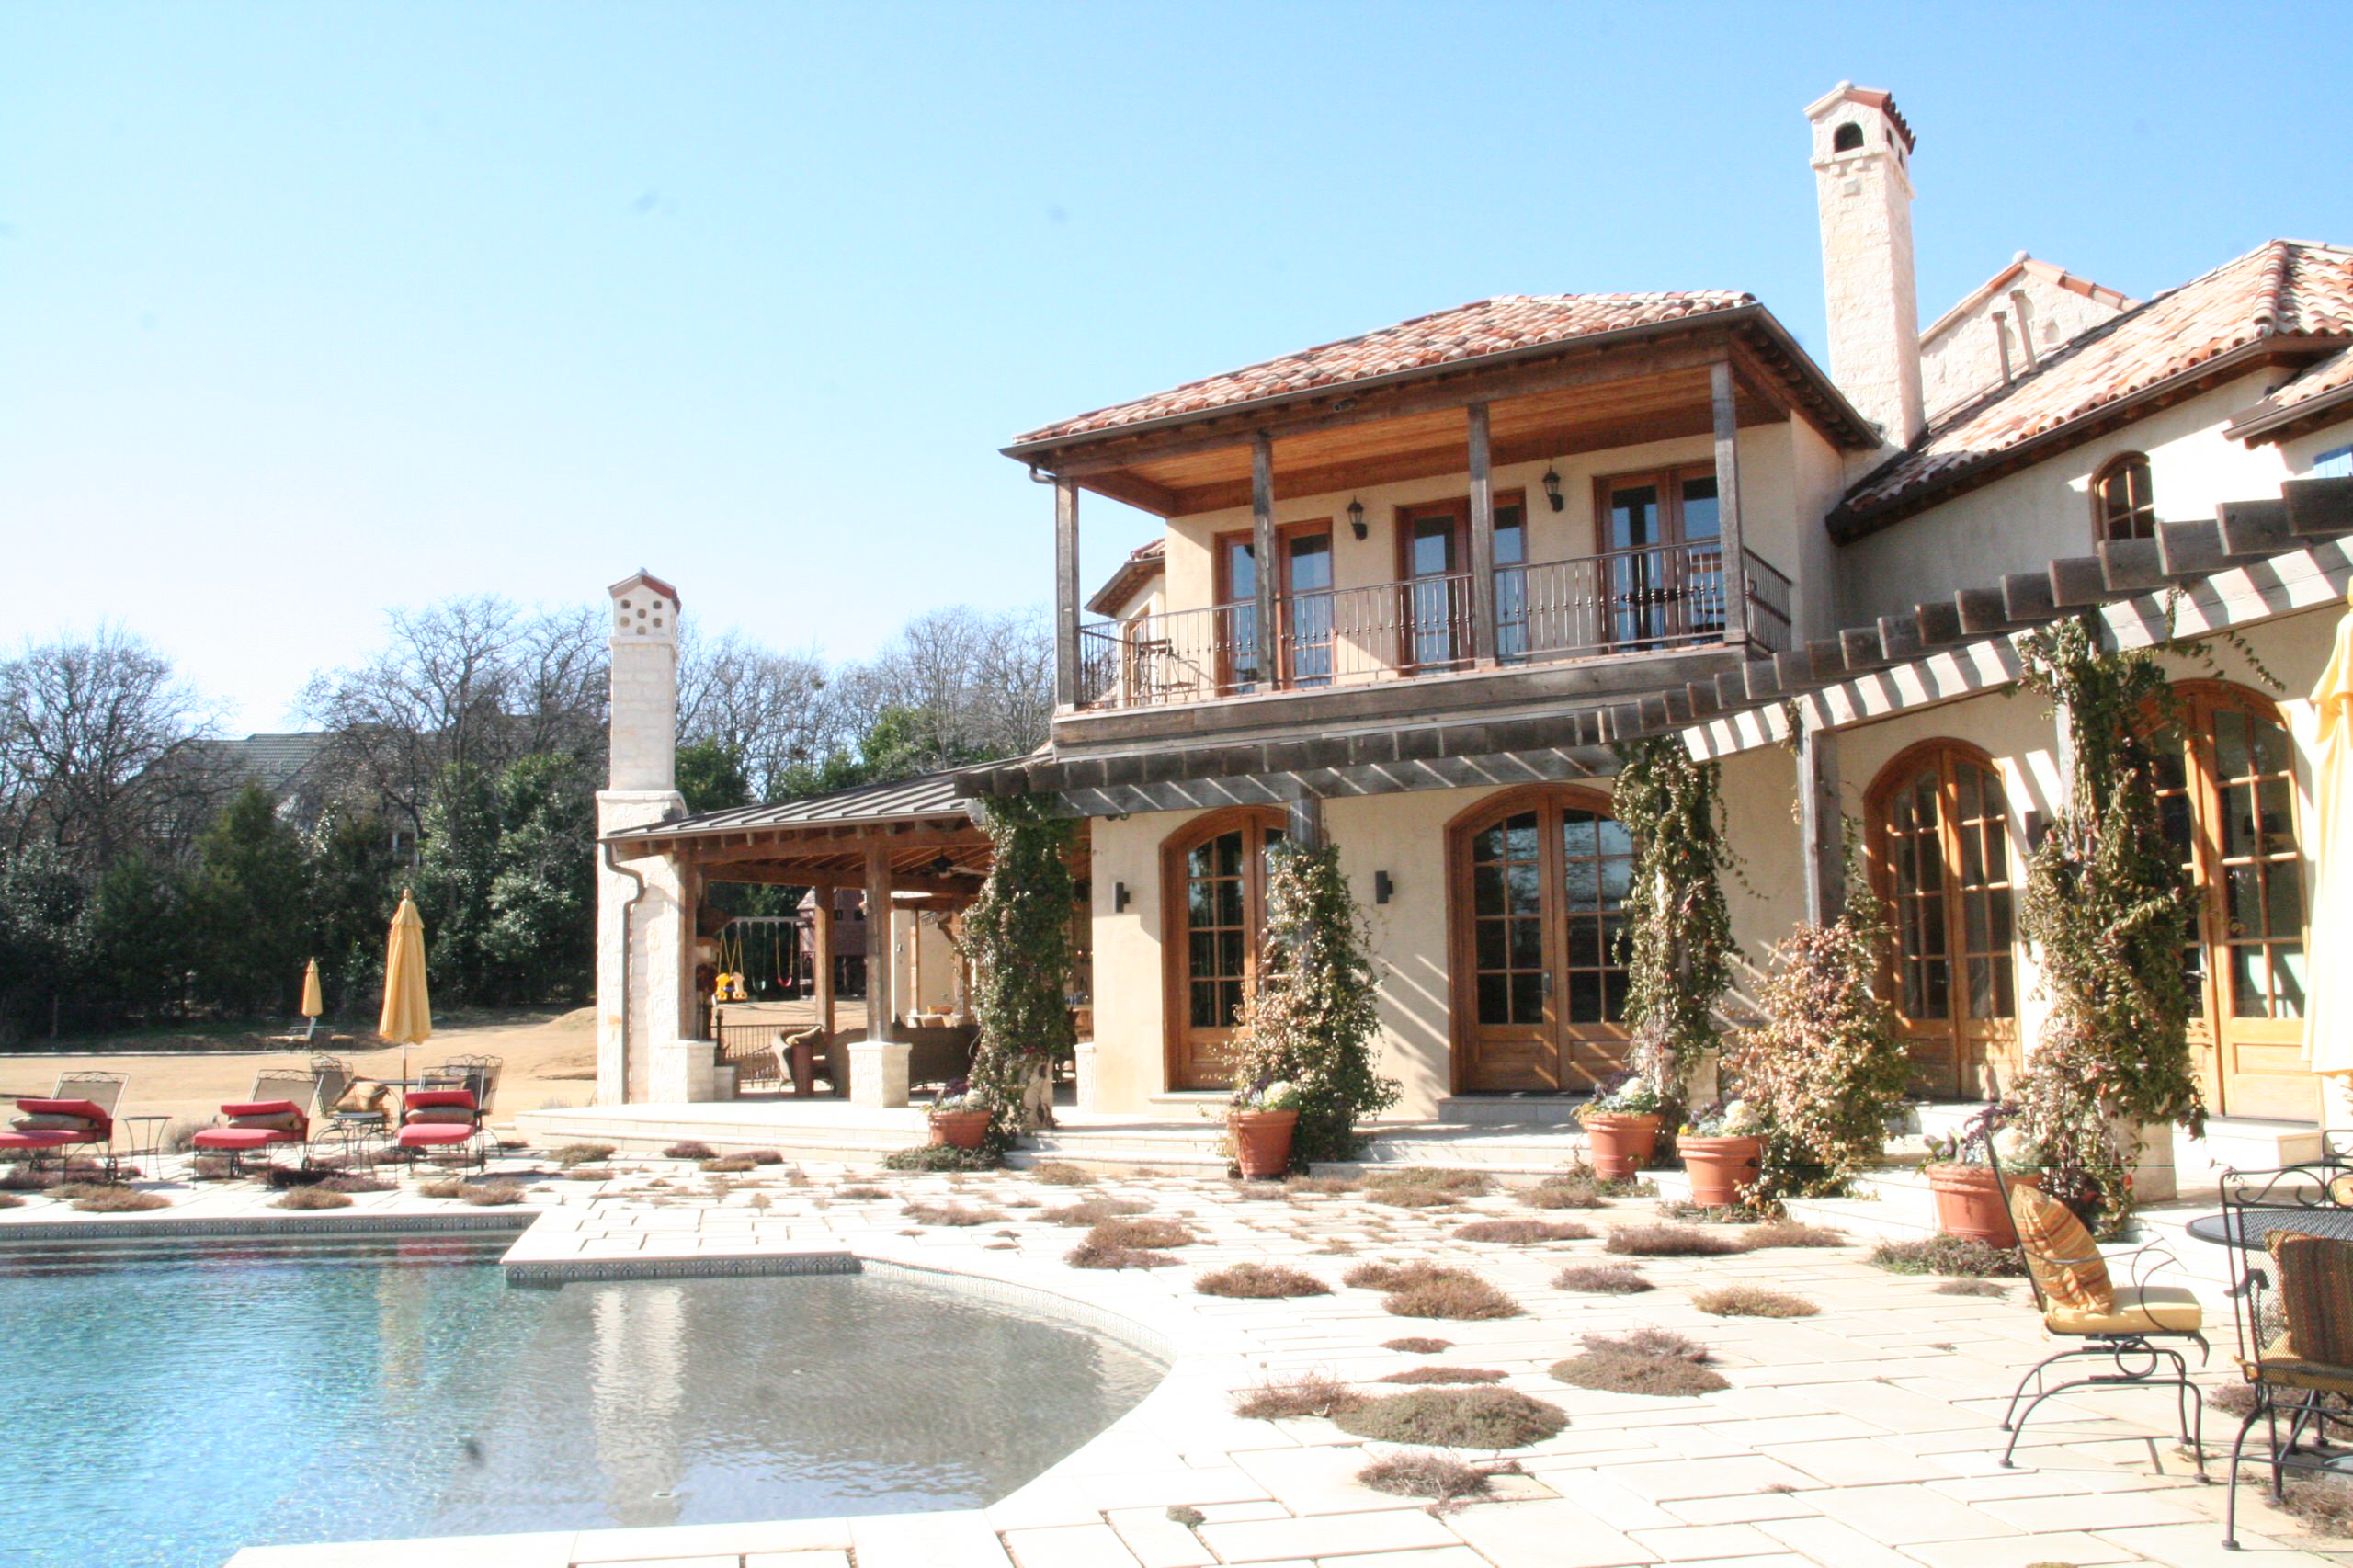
(1074, 540), (1790, 712)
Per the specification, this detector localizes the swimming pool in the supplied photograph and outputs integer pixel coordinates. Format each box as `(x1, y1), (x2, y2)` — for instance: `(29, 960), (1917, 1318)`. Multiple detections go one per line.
(0, 1236), (1165, 1567)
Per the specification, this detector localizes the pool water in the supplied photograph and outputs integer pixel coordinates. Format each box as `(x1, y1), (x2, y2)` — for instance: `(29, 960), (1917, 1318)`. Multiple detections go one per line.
(0, 1238), (1164, 1568)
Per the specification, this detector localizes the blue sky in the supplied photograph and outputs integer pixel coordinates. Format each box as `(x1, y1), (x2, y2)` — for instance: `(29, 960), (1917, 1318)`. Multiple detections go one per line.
(3, 2), (2344, 733)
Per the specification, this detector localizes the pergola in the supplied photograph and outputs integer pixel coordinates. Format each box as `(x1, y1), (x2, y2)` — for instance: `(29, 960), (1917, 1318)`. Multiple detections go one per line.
(602, 771), (999, 1046)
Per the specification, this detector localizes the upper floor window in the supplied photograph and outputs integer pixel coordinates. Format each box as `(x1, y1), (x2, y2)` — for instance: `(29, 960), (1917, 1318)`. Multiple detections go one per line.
(2094, 453), (2156, 542)
(1832, 121), (1864, 153)
(2314, 444), (2353, 479)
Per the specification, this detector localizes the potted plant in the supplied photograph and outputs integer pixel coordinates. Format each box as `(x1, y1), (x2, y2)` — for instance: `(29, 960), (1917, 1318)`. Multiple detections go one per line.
(1576, 1073), (1665, 1181)
(1678, 1098), (1765, 1208)
(926, 1080), (992, 1151)
(1922, 1104), (2041, 1245)
(1229, 1077), (1302, 1179)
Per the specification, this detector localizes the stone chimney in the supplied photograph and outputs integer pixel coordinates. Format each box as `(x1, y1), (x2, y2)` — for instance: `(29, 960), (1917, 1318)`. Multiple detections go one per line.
(1807, 82), (1924, 449)
(606, 569), (681, 792)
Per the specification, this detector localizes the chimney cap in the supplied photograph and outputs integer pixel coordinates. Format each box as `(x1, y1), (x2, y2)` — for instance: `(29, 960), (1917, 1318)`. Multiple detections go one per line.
(608, 568), (682, 607)
(1804, 82), (1917, 153)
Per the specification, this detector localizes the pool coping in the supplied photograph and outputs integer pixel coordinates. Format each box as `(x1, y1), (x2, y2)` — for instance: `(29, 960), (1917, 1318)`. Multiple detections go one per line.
(0, 1210), (539, 1244)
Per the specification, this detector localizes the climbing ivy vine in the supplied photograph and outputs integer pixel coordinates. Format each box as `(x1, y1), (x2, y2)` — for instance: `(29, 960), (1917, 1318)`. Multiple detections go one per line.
(962, 795), (1078, 1142)
(1610, 736), (1734, 1119)
(2010, 611), (2202, 1233)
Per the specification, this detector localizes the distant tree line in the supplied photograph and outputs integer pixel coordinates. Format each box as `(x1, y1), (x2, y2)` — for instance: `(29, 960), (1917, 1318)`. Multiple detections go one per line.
(0, 600), (1050, 1043)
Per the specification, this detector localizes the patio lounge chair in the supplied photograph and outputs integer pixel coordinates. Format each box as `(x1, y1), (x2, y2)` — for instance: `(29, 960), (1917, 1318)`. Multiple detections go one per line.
(190, 1066), (319, 1176)
(1995, 1178), (2206, 1474)
(0, 1071), (128, 1172)
(2221, 1176), (2353, 1549)
(416, 1055), (501, 1118)
(393, 1088), (487, 1170)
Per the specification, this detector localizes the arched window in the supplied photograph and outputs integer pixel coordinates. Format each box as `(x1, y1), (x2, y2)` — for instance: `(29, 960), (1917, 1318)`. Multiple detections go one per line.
(1866, 743), (2020, 1098)
(1161, 807), (1287, 1090)
(2150, 682), (2314, 1120)
(1446, 786), (1632, 1094)
(2094, 453), (2156, 542)
(1833, 121), (1864, 153)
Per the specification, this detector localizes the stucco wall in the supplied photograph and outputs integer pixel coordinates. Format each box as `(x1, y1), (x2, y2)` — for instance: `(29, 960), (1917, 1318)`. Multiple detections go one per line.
(1839, 372), (2297, 625)
(1921, 270), (2129, 422)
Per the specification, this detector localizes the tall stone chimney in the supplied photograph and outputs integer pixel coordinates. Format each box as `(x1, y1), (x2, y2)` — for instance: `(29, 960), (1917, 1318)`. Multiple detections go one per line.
(596, 569), (693, 1106)
(1807, 82), (1924, 449)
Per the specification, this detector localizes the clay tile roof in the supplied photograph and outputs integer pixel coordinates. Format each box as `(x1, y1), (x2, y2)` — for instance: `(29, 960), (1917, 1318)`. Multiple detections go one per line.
(1014, 292), (1756, 445)
(1086, 537), (1166, 617)
(2227, 344), (2353, 442)
(1836, 241), (2353, 531)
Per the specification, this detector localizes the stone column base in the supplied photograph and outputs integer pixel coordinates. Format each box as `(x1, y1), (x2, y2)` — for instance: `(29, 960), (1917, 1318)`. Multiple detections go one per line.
(1074, 1043), (1098, 1111)
(647, 1037), (718, 1105)
(849, 1040), (913, 1108)
(2124, 1118), (2178, 1206)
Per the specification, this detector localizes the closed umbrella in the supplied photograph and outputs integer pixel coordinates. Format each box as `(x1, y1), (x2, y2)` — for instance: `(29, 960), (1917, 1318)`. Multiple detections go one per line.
(299, 959), (324, 1043)
(379, 892), (434, 1087)
(2304, 587), (2353, 1081)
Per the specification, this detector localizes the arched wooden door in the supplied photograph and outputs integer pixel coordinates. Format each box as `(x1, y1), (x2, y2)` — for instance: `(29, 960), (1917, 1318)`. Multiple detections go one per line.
(1448, 787), (1633, 1093)
(2154, 683), (2316, 1122)
(1867, 743), (2020, 1098)
(1162, 807), (1288, 1090)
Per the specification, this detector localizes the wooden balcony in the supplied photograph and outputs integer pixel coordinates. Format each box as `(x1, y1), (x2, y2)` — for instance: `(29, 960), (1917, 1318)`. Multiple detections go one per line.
(1074, 540), (1790, 713)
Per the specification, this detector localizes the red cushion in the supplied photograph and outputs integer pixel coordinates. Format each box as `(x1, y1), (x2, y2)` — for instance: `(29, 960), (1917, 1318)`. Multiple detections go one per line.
(397, 1123), (477, 1147)
(192, 1127), (296, 1151)
(0, 1130), (77, 1150)
(402, 1089), (476, 1111)
(220, 1100), (301, 1119)
(16, 1098), (109, 1121)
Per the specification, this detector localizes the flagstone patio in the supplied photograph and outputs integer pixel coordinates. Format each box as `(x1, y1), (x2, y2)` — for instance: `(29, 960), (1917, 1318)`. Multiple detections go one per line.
(5, 1149), (2347, 1568)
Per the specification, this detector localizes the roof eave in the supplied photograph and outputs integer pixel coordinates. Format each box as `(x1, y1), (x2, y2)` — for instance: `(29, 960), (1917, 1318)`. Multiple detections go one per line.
(2226, 379), (2353, 446)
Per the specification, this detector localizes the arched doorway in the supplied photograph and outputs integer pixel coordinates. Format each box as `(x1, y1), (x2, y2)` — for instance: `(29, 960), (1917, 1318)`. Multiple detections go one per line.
(1866, 742), (2021, 1098)
(2154, 682), (2315, 1121)
(1161, 806), (1288, 1090)
(1446, 786), (1633, 1093)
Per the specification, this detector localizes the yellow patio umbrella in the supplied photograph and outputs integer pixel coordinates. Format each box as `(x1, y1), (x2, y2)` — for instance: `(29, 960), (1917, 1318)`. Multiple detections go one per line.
(2304, 586), (2353, 1081)
(299, 958), (324, 1042)
(379, 892), (434, 1085)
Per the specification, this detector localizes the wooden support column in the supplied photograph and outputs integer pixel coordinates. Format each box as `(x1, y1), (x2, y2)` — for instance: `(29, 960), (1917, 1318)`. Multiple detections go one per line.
(863, 846), (893, 1044)
(1798, 725), (1844, 926)
(1286, 793), (1325, 853)
(812, 884), (835, 1040)
(1466, 402), (1498, 667)
(1251, 431), (1278, 688)
(1052, 477), (1081, 710)
(1710, 359), (1751, 644)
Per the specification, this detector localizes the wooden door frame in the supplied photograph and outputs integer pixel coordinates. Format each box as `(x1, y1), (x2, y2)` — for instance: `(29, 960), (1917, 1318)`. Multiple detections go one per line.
(1864, 738), (2020, 1098)
(1275, 517), (1334, 688)
(1443, 782), (1625, 1096)
(1160, 804), (1289, 1092)
(1214, 520), (1334, 691)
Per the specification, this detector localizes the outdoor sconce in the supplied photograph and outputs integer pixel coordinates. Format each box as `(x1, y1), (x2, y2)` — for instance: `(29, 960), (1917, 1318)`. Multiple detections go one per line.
(1373, 870), (1394, 905)
(1114, 881), (1131, 912)
(1347, 497), (1367, 540)
(1542, 466), (1564, 512)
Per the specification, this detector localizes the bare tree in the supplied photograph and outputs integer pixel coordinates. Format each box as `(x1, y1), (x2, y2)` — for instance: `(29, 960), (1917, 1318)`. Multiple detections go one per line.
(850, 605), (1053, 774)
(0, 627), (226, 870)
(676, 626), (853, 801)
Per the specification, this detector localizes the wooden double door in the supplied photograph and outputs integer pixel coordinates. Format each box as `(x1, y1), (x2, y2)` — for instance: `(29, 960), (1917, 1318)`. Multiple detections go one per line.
(1448, 787), (1633, 1093)
(1164, 808), (1288, 1089)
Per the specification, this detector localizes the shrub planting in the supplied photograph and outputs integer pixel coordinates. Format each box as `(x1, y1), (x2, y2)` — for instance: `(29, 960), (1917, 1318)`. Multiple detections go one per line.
(1231, 1371), (1362, 1420)
(1550, 1326), (1725, 1396)
(1934, 1278), (2010, 1298)
(881, 1142), (1000, 1173)
(1691, 1285), (1818, 1318)
(1065, 1238), (1178, 1270)
(1520, 1173), (1608, 1210)
(1335, 1387), (1566, 1449)
(1089, 1215), (1195, 1250)
(835, 1184), (889, 1200)
(1381, 1365), (1506, 1385)
(1741, 1220), (1847, 1250)
(1042, 1199), (1150, 1226)
(1605, 1224), (1745, 1257)
(1195, 1263), (1329, 1299)
(69, 1186), (170, 1212)
(1868, 1234), (2025, 1278)
(273, 1186), (353, 1210)
(902, 1200), (1006, 1227)
(700, 1154), (760, 1174)
(461, 1181), (528, 1207)
(552, 1142), (615, 1166)
(1029, 1162), (1090, 1186)
(1357, 1453), (1491, 1501)
(1382, 1336), (1453, 1354)
(663, 1142), (715, 1161)
(318, 1172), (395, 1193)
(1553, 1264), (1654, 1294)
(1453, 1219), (1592, 1244)
(563, 1165), (613, 1182)
(1284, 1173), (1356, 1195)
(0, 1192), (19, 1209)
(1345, 1261), (1521, 1320)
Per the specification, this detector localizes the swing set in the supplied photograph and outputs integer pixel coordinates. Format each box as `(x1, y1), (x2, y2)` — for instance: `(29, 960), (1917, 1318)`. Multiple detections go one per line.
(710, 915), (801, 1003)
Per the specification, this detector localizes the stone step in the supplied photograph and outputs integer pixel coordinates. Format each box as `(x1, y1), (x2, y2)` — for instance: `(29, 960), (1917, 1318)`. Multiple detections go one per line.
(1428, 1096), (1586, 1127)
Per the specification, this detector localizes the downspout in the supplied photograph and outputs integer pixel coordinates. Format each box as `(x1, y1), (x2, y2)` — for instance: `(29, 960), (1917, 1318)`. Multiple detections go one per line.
(602, 840), (649, 1105)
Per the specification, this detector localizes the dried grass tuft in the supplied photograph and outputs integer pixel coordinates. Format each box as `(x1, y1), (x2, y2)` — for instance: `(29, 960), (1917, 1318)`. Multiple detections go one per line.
(1087, 1215), (1195, 1250)
(1934, 1278), (2010, 1298)
(563, 1165), (614, 1182)
(1283, 1173), (1357, 1195)
(1552, 1263), (1654, 1294)
(835, 1185), (890, 1200)
(1381, 1365), (1506, 1385)
(1691, 1284), (1818, 1318)
(1195, 1263), (1329, 1299)
(1029, 1162), (1091, 1186)
(1365, 1183), (1465, 1210)
(1741, 1220), (1848, 1250)
(1605, 1223), (1745, 1257)
(1334, 1387), (1566, 1449)
(1453, 1219), (1593, 1244)
(1551, 1348), (1729, 1396)
(1043, 1198), (1151, 1226)
(902, 1200), (1006, 1227)
(1231, 1370), (1362, 1420)
(700, 1154), (760, 1174)
(551, 1142), (615, 1166)
(1358, 1453), (1492, 1501)
(273, 1186), (353, 1210)
(317, 1172), (395, 1193)
(69, 1185), (170, 1213)
(1869, 1234), (2026, 1278)
(1381, 1335), (1454, 1354)
(0, 1192), (20, 1209)
(1345, 1260), (1521, 1320)
(2282, 1476), (2353, 1538)
(663, 1141), (716, 1160)
(461, 1180), (528, 1207)
(1066, 1239), (1179, 1270)
(1363, 1166), (1493, 1195)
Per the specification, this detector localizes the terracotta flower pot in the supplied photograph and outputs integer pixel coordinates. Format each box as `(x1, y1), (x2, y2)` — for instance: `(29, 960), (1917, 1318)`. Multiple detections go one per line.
(1229, 1109), (1299, 1180)
(1926, 1163), (2031, 1246)
(928, 1108), (991, 1151)
(1680, 1133), (1764, 1208)
(1581, 1112), (1661, 1181)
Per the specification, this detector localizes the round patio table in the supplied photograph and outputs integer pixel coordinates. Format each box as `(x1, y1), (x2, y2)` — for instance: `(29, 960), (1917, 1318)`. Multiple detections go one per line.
(2185, 1207), (2353, 1250)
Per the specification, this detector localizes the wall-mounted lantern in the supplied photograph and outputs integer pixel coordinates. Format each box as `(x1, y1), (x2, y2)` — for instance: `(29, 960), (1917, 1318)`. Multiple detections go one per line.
(1541, 465), (1564, 513)
(1347, 497), (1367, 540)
(1114, 881), (1131, 912)
(1373, 870), (1394, 905)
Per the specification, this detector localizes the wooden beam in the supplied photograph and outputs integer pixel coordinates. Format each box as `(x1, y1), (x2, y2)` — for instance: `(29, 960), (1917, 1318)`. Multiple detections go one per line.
(1287, 793), (1326, 851)
(1053, 478), (1080, 708)
(1797, 724), (1842, 926)
(1071, 469), (1182, 517)
(1711, 358), (1751, 644)
(1466, 402), (1498, 667)
(1252, 431), (1278, 690)
(812, 884), (835, 1047)
(864, 844), (894, 1047)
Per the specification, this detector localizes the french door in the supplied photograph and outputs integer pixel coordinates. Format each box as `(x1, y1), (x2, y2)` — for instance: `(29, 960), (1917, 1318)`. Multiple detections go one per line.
(2155, 684), (2316, 1121)
(1449, 788), (1633, 1093)
(1867, 744), (2020, 1098)
(1597, 466), (1723, 648)
(1163, 808), (1287, 1090)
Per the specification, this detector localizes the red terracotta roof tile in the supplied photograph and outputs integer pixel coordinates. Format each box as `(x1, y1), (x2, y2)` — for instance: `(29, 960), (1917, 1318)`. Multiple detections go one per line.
(1086, 538), (1166, 617)
(1016, 292), (1755, 444)
(1841, 241), (2353, 524)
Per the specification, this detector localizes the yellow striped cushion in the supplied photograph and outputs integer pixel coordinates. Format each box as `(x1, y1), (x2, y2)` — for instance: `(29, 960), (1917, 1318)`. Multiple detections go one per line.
(2008, 1185), (2114, 1313)
(2327, 1172), (2353, 1207)
(2268, 1230), (2353, 1370)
